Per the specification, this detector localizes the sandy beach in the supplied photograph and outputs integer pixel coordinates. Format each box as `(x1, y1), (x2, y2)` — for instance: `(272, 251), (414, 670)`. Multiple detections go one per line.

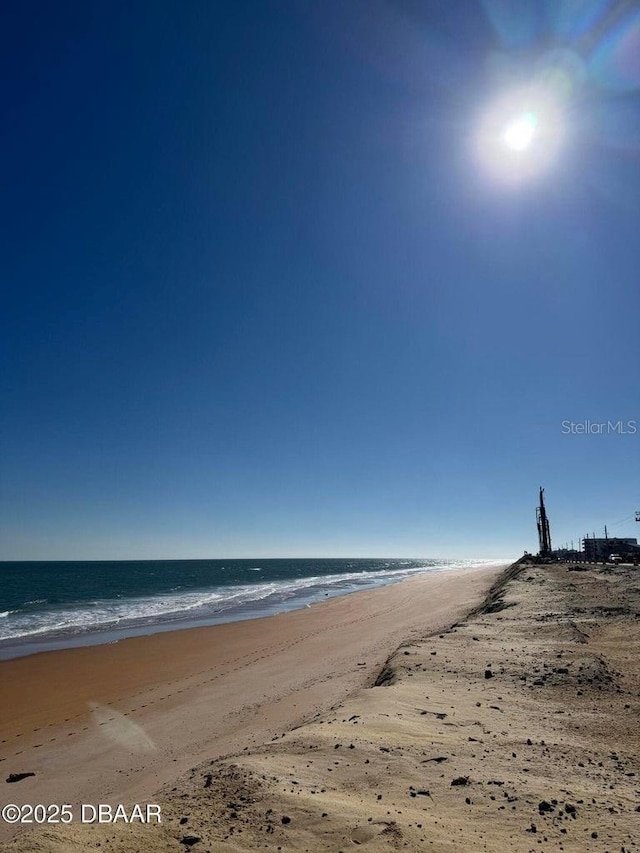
(0, 564), (504, 848)
(5, 557), (639, 852)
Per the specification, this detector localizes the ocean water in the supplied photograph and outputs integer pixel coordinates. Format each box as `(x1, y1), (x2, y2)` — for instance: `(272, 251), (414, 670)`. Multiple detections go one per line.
(0, 557), (507, 659)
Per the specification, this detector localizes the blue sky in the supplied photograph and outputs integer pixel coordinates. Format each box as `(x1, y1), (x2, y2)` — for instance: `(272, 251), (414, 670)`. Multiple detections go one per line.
(1, 0), (639, 560)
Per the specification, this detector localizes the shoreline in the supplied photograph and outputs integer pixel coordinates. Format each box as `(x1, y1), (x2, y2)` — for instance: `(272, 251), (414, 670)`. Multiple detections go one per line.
(0, 560), (508, 662)
(0, 562), (507, 844)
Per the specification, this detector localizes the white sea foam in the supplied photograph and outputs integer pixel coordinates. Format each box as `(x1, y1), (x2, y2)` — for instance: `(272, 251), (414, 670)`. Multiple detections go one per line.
(0, 559), (510, 646)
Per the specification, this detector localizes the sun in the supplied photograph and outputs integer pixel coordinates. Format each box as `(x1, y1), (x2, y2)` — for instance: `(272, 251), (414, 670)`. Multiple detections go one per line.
(502, 111), (538, 152)
(475, 86), (564, 184)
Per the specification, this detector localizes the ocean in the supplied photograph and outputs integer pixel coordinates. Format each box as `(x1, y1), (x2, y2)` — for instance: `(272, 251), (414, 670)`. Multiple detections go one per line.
(0, 557), (507, 659)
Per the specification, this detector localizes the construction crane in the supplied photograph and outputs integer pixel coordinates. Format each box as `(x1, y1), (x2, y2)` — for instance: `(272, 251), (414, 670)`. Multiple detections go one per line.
(536, 487), (552, 558)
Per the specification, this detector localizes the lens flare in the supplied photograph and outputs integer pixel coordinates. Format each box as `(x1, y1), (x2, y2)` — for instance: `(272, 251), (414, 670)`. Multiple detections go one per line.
(475, 85), (565, 185)
(590, 10), (640, 92)
(546, 0), (611, 40)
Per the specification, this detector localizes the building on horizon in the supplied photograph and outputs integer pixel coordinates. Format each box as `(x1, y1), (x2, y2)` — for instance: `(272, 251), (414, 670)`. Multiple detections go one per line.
(582, 537), (639, 561)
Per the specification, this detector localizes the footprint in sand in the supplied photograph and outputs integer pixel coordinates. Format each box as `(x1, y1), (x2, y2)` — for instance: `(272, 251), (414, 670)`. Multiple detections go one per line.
(351, 826), (378, 844)
(351, 823), (401, 844)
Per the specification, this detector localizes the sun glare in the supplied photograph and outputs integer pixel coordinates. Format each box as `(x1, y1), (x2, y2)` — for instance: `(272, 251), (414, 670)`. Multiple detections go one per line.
(502, 112), (538, 151)
(476, 86), (564, 185)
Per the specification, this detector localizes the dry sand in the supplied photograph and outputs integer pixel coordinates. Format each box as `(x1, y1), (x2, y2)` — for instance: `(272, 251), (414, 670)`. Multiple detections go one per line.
(6, 559), (638, 852)
(0, 564), (504, 849)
